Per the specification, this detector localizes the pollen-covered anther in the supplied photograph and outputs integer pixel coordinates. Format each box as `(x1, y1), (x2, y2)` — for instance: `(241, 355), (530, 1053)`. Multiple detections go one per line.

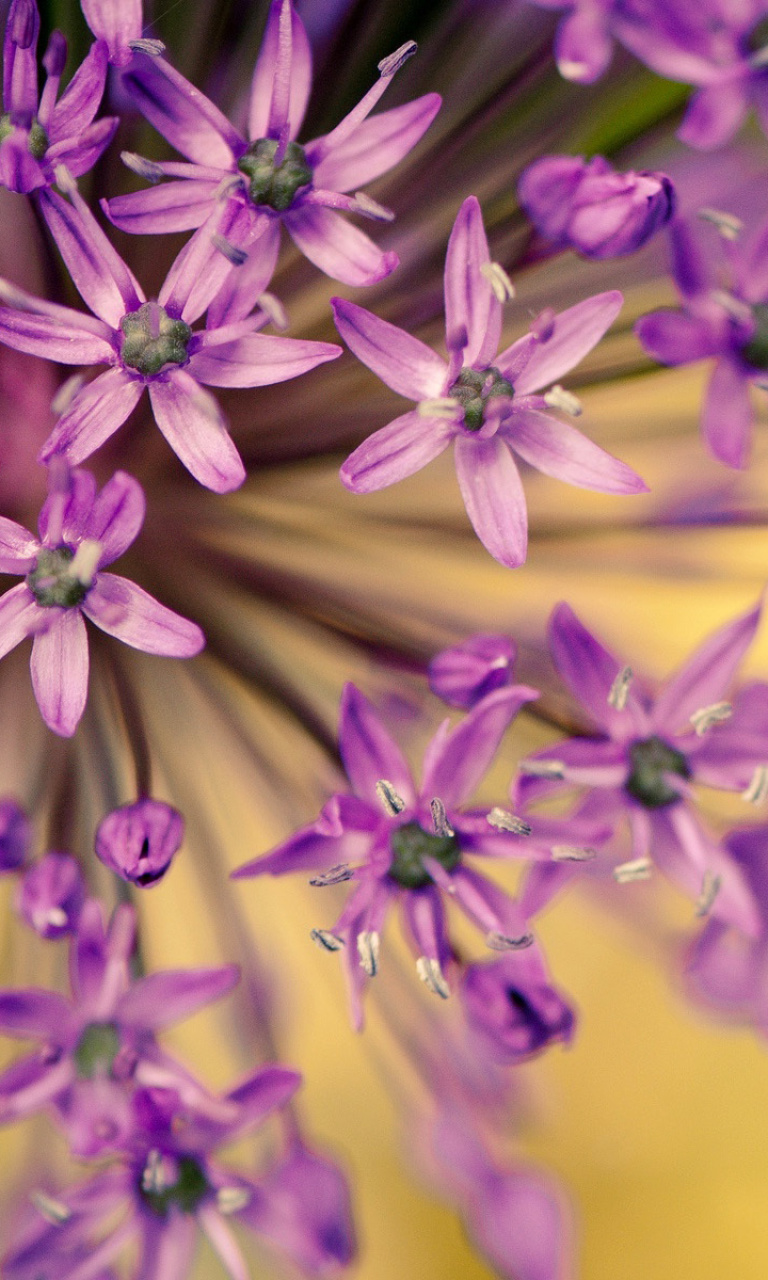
(31, 1191), (71, 1225)
(121, 152), (165, 183)
(742, 764), (768, 805)
(51, 373), (86, 417)
(690, 701), (732, 736)
(310, 928), (345, 952)
(375, 779), (405, 815)
(480, 261), (515, 303)
(142, 1149), (167, 1195)
(257, 292), (289, 330)
(519, 759), (566, 779)
(551, 844), (596, 862)
(695, 870), (722, 917)
(217, 1187), (251, 1215)
(68, 539), (102, 587)
(128, 37), (165, 55)
(378, 40), (417, 77)
(543, 384), (582, 416)
(53, 164), (77, 195)
(608, 665), (633, 710)
(353, 191), (395, 222)
(357, 930), (380, 977)
(416, 956), (450, 998)
(487, 807), (531, 836)
(430, 797), (454, 837)
(211, 233), (248, 266)
(613, 856), (652, 883)
(418, 397), (461, 419)
(309, 864), (352, 887)
(486, 929), (534, 951)
(42, 906), (68, 928)
(698, 207), (744, 240)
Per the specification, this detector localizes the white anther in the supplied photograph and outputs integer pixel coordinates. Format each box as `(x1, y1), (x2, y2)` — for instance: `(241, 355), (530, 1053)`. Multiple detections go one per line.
(559, 58), (590, 80)
(480, 261), (515, 303)
(217, 1186), (251, 1215)
(430, 797), (454, 837)
(0, 278), (29, 307)
(487, 807), (531, 836)
(128, 37), (166, 55)
(142, 1149), (167, 1194)
(378, 40), (417, 76)
(416, 955), (450, 998)
(257, 291), (289, 330)
(743, 765), (768, 805)
(353, 191), (395, 222)
(608, 666), (633, 710)
(698, 207), (744, 240)
(309, 864), (353, 887)
(551, 844), (597, 862)
(31, 1191), (71, 1224)
(68, 538), (102, 587)
(310, 928), (345, 952)
(710, 290), (753, 325)
(486, 929), (534, 951)
(51, 373), (86, 417)
(120, 151), (165, 182)
(357, 930), (380, 976)
(53, 164), (76, 194)
(519, 759), (566, 779)
(418, 397), (460, 420)
(211, 234), (248, 266)
(44, 907), (68, 928)
(543, 384), (582, 417)
(695, 870), (721, 918)
(690, 701), (732, 736)
(613, 856), (652, 883)
(375, 779), (405, 815)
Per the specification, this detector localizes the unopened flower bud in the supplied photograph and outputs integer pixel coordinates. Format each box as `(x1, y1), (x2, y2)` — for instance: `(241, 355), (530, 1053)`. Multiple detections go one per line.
(461, 951), (575, 1063)
(95, 799), (184, 886)
(428, 634), (516, 709)
(15, 852), (84, 939)
(0, 799), (31, 872)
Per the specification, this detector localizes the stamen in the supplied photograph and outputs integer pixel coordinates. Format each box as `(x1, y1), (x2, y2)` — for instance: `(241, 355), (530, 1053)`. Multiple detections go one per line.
(51, 373), (86, 417)
(608, 665), (633, 710)
(480, 261), (515, 303)
(121, 151), (165, 183)
(418, 397), (461, 420)
(211, 234), (248, 266)
(486, 929), (534, 951)
(310, 928), (345, 951)
(352, 191), (395, 222)
(551, 845), (597, 862)
(43, 907), (68, 928)
(742, 764), (768, 805)
(128, 37), (165, 55)
(357, 930), (380, 976)
(695, 870), (721, 917)
(613, 856), (652, 883)
(217, 1187), (251, 1215)
(142, 1149), (167, 1194)
(416, 955), (450, 998)
(698, 208), (743, 240)
(543, 384), (582, 416)
(751, 43), (768, 67)
(519, 759), (566, 779)
(689, 701), (732, 736)
(31, 1191), (71, 1225)
(68, 539), (102, 586)
(53, 164), (76, 195)
(375, 779), (405, 815)
(309, 864), (353, 887)
(257, 292), (288, 330)
(378, 40), (418, 77)
(710, 290), (753, 325)
(487, 807), (532, 836)
(430, 797), (454, 837)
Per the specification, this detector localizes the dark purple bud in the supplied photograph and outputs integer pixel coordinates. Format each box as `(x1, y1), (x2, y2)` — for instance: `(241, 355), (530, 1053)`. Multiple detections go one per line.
(8, 0), (37, 49)
(519, 154), (676, 259)
(242, 1141), (356, 1273)
(15, 852), (85, 939)
(460, 951), (575, 1063)
(0, 799), (31, 871)
(42, 29), (67, 77)
(429, 634), (517, 709)
(95, 799), (184, 886)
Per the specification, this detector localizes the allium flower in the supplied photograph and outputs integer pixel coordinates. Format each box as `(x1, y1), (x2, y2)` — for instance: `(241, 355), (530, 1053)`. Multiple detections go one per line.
(635, 217), (768, 468)
(334, 196), (646, 567)
(0, 0), (117, 193)
(429, 634), (517, 709)
(518, 155), (676, 259)
(517, 601), (768, 934)
(15, 851), (84, 938)
(105, 0), (441, 296)
(0, 465), (203, 736)
(460, 943), (576, 1063)
(95, 798), (184, 886)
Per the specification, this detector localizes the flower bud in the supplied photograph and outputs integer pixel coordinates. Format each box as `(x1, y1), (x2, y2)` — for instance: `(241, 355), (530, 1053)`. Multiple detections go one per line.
(428, 634), (517, 709)
(519, 154), (675, 259)
(460, 949), (575, 1063)
(0, 799), (31, 872)
(15, 852), (84, 938)
(95, 799), (184, 886)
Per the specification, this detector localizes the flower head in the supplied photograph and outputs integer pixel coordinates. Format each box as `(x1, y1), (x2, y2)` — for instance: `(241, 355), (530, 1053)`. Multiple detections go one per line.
(429, 634), (518, 709)
(95, 799), (184, 886)
(15, 851), (84, 938)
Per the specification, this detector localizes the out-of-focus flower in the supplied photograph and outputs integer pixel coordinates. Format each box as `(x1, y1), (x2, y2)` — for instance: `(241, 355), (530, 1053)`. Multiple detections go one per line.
(428, 634), (517, 708)
(460, 942), (576, 1063)
(519, 155), (675, 259)
(0, 0), (117, 194)
(526, 0), (620, 83)
(15, 850), (84, 938)
(0, 799), (31, 872)
(95, 798), (184, 886)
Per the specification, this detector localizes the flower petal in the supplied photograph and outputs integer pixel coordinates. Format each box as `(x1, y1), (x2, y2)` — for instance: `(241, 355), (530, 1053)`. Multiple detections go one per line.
(332, 297), (447, 400)
(81, 471), (145, 567)
(654, 807), (760, 937)
(285, 205), (398, 286)
(148, 371), (245, 493)
(444, 195), (501, 367)
(248, 0), (312, 141)
(453, 434), (528, 568)
(635, 309), (724, 365)
(138, 1214), (197, 1280)
(191, 331), (341, 387)
(0, 516), (39, 571)
(48, 38), (108, 138)
(421, 684), (538, 809)
(678, 81), (749, 151)
(39, 368), (143, 465)
(30, 609), (89, 737)
(207, 217), (281, 327)
(0, 297), (114, 364)
(83, 573), (205, 657)
(509, 408), (648, 494)
(547, 601), (650, 738)
(47, 115), (119, 178)
(105, 178), (219, 235)
(0, 583), (40, 660)
(312, 94), (441, 192)
(701, 356), (753, 469)
(339, 683), (416, 807)
(0, 988), (71, 1038)
(509, 291), (623, 395)
(123, 51), (243, 167)
(340, 410), (454, 493)
(555, 5), (613, 82)
(118, 964), (239, 1029)
(158, 200), (261, 324)
(653, 600), (762, 735)
(38, 188), (143, 327)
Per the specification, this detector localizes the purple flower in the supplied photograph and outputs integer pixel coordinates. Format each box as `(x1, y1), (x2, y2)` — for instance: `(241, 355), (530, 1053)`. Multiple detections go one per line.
(15, 851), (85, 938)
(0, 464), (204, 736)
(518, 155), (675, 258)
(635, 217), (768, 468)
(516, 600), (768, 936)
(0, 897), (241, 1156)
(333, 196), (646, 569)
(460, 943), (575, 1064)
(80, 0), (143, 67)
(95, 799), (184, 886)
(0, 180), (341, 491)
(527, 0), (620, 83)
(105, 0), (441, 302)
(0, 799), (31, 871)
(429, 634), (517, 709)
(0, 0), (117, 193)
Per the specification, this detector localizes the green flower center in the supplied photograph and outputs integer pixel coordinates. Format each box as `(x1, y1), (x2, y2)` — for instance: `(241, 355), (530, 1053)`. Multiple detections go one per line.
(237, 138), (312, 212)
(741, 304), (768, 371)
(0, 113), (48, 158)
(120, 302), (192, 378)
(388, 820), (461, 889)
(624, 735), (691, 809)
(27, 546), (90, 609)
(73, 1021), (121, 1079)
(447, 366), (513, 432)
(140, 1154), (210, 1218)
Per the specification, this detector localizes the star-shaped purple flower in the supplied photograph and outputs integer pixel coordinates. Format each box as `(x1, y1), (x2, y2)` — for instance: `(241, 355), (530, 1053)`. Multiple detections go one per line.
(0, 464), (204, 736)
(333, 196), (647, 568)
(105, 0), (441, 307)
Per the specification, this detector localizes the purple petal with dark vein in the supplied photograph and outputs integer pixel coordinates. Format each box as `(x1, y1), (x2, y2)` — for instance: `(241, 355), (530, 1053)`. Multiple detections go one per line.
(312, 93), (441, 193)
(547, 601), (647, 739)
(555, 5), (612, 82)
(444, 196), (501, 368)
(48, 39), (108, 138)
(31, 610), (89, 737)
(332, 297), (447, 400)
(0, 988), (71, 1038)
(285, 204), (398, 286)
(508, 408), (648, 493)
(248, 0), (312, 141)
(509, 291), (623, 395)
(402, 885), (448, 962)
(340, 410), (454, 493)
(158, 201), (258, 323)
(123, 52), (242, 168)
(83, 573), (204, 657)
(233, 795), (381, 878)
(190, 332), (341, 387)
(667, 218), (714, 299)
(38, 189), (143, 327)
(3, 0), (39, 121)
(47, 116), (119, 178)
(207, 217), (281, 327)
(702, 356), (753, 469)
(339, 682), (416, 806)
(0, 584), (40, 660)
(678, 81), (749, 151)
(0, 516), (38, 571)
(106, 179), (217, 234)
(454, 434), (528, 568)
(81, 471), (145, 566)
(652, 600), (761, 734)
(39, 368), (143, 465)
(0, 133), (44, 193)
(118, 964), (239, 1029)
(137, 1214), (197, 1280)
(635, 309), (725, 365)
(0, 304), (114, 364)
(421, 684), (538, 809)
(148, 371), (245, 492)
